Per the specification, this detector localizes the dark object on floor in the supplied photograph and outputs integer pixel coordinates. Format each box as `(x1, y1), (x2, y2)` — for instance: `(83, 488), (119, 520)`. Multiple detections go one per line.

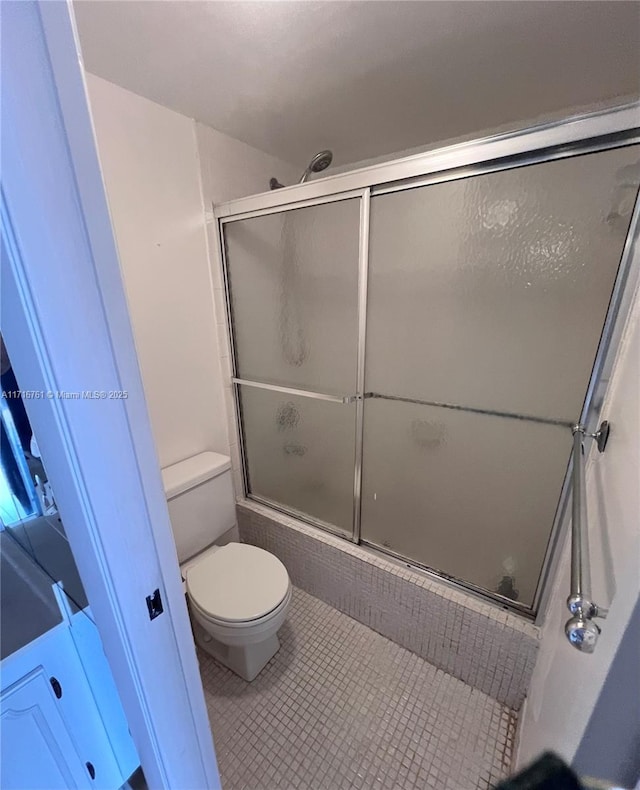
(494, 752), (582, 790)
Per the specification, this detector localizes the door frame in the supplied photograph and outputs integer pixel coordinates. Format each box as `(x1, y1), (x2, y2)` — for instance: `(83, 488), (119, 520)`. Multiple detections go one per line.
(214, 102), (640, 219)
(1, 2), (219, 787)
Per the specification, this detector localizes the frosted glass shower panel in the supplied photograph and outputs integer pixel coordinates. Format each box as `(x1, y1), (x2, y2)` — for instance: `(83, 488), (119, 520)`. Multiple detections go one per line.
(366, 146), (640, 422)
(239, 385), (356, 534)
(360, 398), (573, 606)
(224, 199), (361, 394)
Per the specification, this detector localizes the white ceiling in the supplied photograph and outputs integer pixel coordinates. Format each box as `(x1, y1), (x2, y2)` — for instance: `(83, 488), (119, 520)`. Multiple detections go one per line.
(74, 1), (640, 168)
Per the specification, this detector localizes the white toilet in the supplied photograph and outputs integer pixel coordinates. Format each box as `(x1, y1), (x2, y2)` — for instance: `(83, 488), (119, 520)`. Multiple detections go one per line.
(161, 451), (292, 681)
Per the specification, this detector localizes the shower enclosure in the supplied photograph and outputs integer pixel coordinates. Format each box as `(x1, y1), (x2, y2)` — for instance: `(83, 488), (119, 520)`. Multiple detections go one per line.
(216, 105), (640, 616)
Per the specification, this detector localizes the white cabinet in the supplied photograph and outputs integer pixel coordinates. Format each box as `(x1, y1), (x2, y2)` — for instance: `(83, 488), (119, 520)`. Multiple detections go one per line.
(1, 602), (139, 790)
(1, 668), (90, 789)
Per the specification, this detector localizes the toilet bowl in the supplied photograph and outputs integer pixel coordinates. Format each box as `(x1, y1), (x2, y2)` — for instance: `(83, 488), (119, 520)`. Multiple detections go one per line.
(183, 542), (292, 681)
(162, 452), (292, 681)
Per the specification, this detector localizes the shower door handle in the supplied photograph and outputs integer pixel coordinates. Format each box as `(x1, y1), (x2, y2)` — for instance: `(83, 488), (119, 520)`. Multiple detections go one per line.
(232, 378), (359, 405)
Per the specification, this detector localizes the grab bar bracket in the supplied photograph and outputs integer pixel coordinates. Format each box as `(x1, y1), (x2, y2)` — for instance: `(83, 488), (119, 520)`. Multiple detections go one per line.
(593, 420), (610, 453)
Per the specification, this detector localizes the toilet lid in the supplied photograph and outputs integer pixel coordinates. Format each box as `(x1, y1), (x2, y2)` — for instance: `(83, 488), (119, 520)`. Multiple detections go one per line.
(185, 543), (290, 622)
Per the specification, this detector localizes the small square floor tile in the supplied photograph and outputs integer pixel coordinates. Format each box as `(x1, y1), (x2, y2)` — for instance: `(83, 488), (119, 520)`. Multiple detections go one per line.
(200, 588), (516, 790)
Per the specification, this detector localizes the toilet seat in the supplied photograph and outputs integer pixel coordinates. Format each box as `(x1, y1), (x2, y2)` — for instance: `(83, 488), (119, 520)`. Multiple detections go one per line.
(189, 584), (292, 640)
(185, 543), (290, 623)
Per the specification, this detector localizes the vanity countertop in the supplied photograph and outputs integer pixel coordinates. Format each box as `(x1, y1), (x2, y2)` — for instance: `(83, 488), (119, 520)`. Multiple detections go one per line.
(0, 531), (63, 660)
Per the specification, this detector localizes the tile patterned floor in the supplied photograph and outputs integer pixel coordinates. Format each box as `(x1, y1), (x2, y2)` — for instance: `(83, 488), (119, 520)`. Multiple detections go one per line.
(199, 588), (517, 790)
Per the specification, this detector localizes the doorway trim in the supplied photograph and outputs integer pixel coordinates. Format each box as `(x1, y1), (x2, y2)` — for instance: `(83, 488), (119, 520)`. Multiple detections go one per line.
(2, 2), (220, 787)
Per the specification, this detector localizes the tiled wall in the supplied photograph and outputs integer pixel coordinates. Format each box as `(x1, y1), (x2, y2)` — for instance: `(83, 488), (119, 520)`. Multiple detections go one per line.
(238, 501), (539, 711)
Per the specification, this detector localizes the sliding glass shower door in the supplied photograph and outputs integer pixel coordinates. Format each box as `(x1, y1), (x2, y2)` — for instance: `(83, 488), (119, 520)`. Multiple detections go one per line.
(361, 146), (640, 606)
(223, 197), (363, 536)
(221, 139), (639, 612)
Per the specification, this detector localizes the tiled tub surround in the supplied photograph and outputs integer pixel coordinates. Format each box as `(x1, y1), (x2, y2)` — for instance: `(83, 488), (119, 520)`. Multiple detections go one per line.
(237, 503), (539, 710)
(200, 587), (516, 790)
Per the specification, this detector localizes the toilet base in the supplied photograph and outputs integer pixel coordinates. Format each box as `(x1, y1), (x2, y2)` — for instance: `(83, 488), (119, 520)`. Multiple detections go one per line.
(192, 619), (280, 681)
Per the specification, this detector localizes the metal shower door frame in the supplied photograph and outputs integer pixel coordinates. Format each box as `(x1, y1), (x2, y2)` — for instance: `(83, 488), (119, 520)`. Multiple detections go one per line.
(214, 103), (640, 619)
(218, 189), (371, 543)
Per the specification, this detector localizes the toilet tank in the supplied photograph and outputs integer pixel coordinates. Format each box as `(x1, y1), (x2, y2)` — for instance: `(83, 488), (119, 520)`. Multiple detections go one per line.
(161, 452), (236, 563)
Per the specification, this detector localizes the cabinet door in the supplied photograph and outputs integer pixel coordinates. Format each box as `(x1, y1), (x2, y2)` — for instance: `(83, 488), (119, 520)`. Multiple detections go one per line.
(1, 668), (89, 789)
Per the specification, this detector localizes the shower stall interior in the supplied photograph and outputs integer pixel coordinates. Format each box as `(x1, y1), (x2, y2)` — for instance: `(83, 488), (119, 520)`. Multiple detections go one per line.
(216, 106), (640, 616)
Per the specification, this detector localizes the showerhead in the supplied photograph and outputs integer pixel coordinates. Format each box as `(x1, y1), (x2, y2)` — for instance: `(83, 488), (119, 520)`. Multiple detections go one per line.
(269, 150), (334, 190)
(299, 150), (333, 183)
(309, 150), (333, 172)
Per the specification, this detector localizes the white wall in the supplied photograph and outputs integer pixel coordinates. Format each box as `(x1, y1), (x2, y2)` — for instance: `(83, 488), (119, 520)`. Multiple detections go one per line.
(516, 270), (640, 767)
(86, 74), (296, 485)
(196, 123), (298, 207)
(87, 74), (223, 469)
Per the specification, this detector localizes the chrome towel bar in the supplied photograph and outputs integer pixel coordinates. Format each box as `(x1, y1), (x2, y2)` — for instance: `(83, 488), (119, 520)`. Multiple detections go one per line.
(565, 421), (610, 653)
